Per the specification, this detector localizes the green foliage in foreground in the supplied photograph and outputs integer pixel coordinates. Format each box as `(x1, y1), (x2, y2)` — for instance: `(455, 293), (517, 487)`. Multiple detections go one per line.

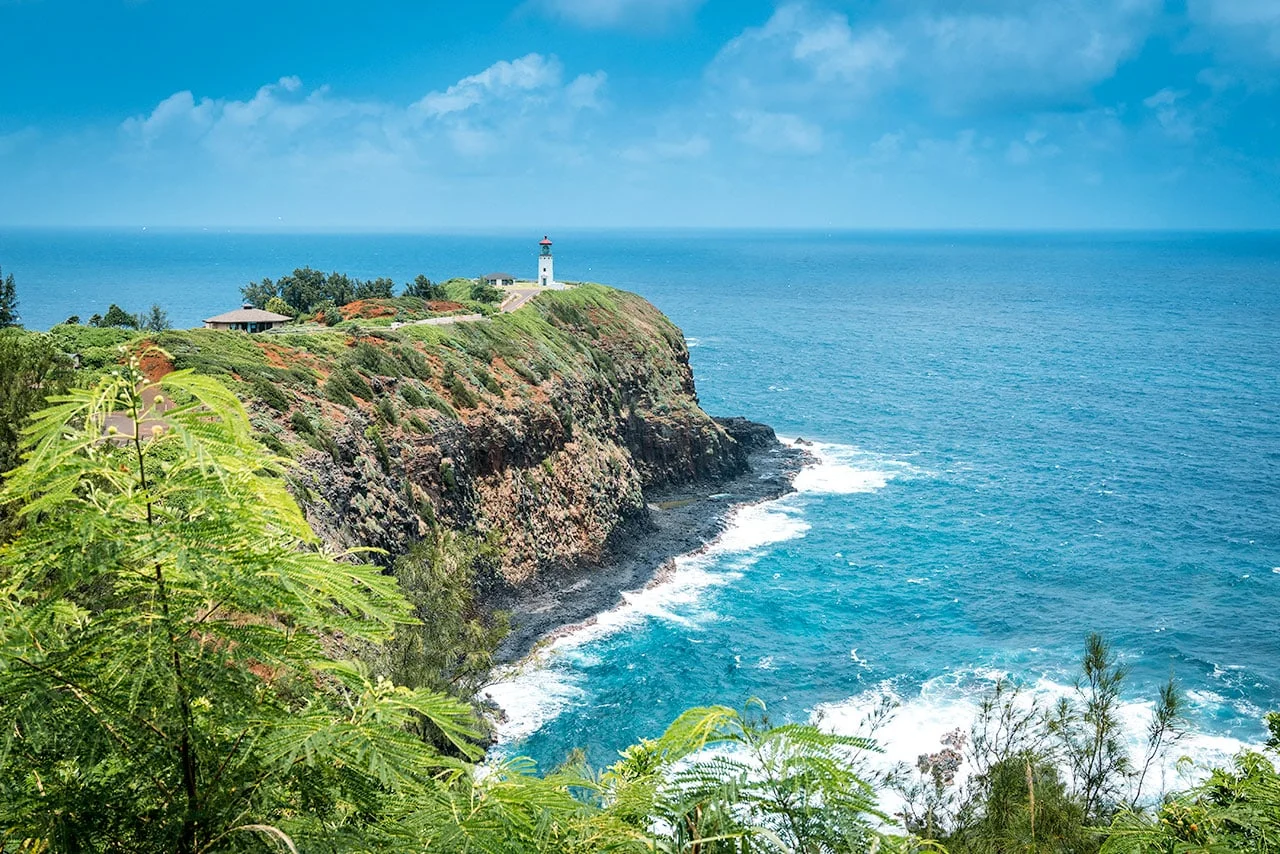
(2, 348), (1276, 854)
(0, 361), (477, 852)
(1104, 714), (1280, 854)
(0, 329), (75, 536)
(0, 365), (927, 853)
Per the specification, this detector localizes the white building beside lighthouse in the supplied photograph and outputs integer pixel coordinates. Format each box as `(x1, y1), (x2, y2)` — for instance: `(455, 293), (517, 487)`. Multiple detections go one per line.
(538, 235), (554, 288)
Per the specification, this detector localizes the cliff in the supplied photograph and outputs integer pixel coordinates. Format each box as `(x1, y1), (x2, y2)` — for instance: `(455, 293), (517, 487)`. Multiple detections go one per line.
(151, 285), (769, 586)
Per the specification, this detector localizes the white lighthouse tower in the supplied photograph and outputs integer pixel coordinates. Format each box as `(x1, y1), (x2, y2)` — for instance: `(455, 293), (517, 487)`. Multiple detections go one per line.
(538, 235), (554, 288)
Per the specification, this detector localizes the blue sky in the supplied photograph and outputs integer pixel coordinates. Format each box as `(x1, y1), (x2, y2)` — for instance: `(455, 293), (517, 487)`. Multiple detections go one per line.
(1, 0), (1278, 228)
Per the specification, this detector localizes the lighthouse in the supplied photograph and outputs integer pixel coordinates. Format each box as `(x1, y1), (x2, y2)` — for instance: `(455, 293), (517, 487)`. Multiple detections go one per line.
(538, 235), (554, 288)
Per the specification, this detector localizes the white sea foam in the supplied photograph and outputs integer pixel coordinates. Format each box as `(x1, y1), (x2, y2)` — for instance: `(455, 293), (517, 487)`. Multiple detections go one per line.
(485, 439), (913, 746)
(811, 669), (1263, 815)
(780, 438), (922, 496)
(484, 500), (810, 743)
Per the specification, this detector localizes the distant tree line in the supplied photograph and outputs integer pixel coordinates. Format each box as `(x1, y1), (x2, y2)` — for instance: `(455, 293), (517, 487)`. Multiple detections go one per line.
(242, 268), (451, 316)
(62, 302), (171, 333)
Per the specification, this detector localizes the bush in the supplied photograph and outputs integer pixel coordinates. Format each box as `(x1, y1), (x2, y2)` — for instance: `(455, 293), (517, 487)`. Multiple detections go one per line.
(251, 376), (289, 411)
(48, 323), (137, 355)
(325, 366), (373, 403)
(445, 372), (477, 410)
(265, 296), (295, 318)
(323, 376), (356, 407)
(375, 395), (399, 425)
(289, 410), (315, 434)
(401, 384), (427, 408)
(366, 425), (392, 473)
(470, 282), (504, 303)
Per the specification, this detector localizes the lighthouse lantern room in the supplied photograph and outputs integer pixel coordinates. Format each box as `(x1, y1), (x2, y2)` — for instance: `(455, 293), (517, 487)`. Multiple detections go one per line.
(538, 235), (554, 288)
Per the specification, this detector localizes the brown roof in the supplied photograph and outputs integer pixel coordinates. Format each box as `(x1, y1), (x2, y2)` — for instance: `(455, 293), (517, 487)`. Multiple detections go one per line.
(204, 308), (292, 324)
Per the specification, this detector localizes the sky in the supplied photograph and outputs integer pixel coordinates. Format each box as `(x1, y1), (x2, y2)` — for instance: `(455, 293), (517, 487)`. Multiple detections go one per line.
(1, 0), (1278, 229)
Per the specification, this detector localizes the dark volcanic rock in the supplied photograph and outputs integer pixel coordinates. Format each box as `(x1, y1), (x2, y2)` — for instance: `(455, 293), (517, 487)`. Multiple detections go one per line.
(714, 416), (778, 453)
(241, 286), (771, 587)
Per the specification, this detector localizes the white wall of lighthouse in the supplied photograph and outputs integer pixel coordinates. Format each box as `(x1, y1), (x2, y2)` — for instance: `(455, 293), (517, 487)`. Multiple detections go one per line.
(538, 236), (554, 287)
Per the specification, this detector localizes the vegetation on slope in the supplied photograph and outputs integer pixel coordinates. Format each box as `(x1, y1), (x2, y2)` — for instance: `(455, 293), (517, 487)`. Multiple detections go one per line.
(1, 272), (1276, 852)
(0, 363), (922, 852)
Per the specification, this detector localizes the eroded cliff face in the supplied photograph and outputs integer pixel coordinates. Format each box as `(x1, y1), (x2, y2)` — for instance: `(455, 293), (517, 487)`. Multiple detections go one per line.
(160, 286), (759, 585)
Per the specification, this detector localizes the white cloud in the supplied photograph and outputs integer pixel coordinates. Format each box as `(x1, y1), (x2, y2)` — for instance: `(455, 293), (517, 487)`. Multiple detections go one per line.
(0, 127), (40, 156)
(1187, 0), (1280, 62)
(1196, 67), (1237, 92)
(621, 134), (711, 163)
(566, 71), (608, 110)
(733, 110), (824, 154)
(710, 1), (1160, 114)
(1006, 128), (1061, 165)
(917, 0), (1159, 109)
(121, 76), (392, 172)
(1143, 87), (1197, 141)
(413, 54), (563, 118)
(120, 54), (607, 168)
(710, 4), (901, 107)
(533, 0), (704, 29)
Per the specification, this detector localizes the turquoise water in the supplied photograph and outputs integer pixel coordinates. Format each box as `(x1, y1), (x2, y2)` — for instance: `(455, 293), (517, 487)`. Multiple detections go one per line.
(4, 229), (1278, 774)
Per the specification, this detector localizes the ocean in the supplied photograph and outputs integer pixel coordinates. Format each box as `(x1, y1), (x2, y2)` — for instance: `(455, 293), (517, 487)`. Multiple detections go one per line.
(5, 228), (1279, 784)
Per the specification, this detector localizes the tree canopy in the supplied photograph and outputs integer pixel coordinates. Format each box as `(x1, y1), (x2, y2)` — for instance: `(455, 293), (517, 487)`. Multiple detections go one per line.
(0, 266), (18, 328)
(242, 268), (403, 315)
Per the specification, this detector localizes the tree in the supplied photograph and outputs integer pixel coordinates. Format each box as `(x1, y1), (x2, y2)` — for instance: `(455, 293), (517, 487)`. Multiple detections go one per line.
(1049, 634), (1136, 824)
(240, 276), (278, 309)
(0, 330), (73, 537)
(326, 271), (356, 306)
(0, 357), (478, 852)
(378, 530), (509, 719)
(0, 265), (18, 327)
(355, 276), (396, 301)
(64, 314), (81, 325)
(264, 295), (295, 318)
(139, 303), (172, 333)
(404, 274), (443, 301)
(279, 267), (329, 314)
(471, 281), (504, 303)
(98, 303), (138, 328)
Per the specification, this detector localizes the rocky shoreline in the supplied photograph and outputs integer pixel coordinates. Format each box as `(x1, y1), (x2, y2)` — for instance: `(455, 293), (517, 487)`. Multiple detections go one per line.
(490, 424), (810, 663)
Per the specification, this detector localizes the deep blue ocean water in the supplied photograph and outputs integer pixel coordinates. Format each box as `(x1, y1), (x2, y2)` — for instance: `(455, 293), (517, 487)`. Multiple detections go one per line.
(4, 228), (1278, 779)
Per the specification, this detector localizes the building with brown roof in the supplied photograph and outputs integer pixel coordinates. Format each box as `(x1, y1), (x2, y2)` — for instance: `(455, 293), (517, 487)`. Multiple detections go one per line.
(203, 305), (292, 333)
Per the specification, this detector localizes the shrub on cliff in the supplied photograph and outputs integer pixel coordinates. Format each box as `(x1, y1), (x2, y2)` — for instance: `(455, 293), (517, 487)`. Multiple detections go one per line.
(377, 530), (509, 735)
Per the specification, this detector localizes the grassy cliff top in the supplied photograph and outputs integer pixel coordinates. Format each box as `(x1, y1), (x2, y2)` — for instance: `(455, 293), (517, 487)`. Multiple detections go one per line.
(48, 284), (695, 449)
